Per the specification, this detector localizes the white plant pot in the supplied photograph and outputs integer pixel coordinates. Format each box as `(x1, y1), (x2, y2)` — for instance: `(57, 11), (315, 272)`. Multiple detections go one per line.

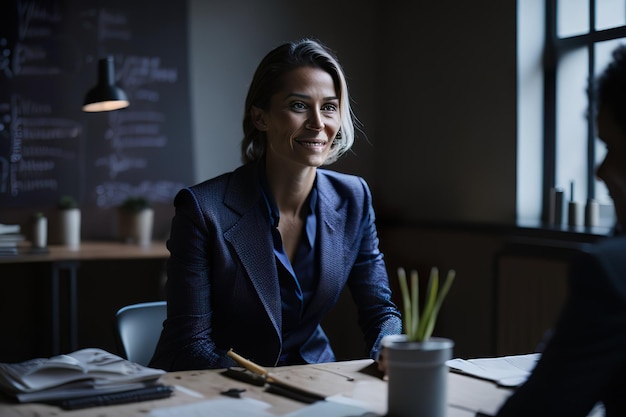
(383, 334), (454, 417)
(32, 216), (47, 249)
(59, 208), (81, 250)
(117, 208), (154, 246)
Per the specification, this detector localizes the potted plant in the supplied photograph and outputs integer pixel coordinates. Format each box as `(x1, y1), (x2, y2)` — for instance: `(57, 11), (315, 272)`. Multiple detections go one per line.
(117, 196), (154, 246)
(383, 266), (455, 417)
(56, 195), (81, 250)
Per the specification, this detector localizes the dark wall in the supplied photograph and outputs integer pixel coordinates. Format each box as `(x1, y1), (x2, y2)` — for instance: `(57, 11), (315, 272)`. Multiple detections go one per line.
(373, 2), (517, 224)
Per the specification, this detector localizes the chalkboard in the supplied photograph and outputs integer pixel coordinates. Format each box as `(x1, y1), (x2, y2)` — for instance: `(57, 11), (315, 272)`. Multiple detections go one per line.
(0, 0), (193, 210)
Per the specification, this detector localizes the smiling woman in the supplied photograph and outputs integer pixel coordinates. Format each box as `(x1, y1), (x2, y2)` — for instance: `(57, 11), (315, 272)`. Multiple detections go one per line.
(148, 39), (402, 373)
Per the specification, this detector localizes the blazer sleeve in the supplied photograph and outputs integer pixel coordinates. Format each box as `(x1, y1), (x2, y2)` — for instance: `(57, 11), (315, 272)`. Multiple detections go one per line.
(149, 187), (235, 371)
(346, 177), (402, 360)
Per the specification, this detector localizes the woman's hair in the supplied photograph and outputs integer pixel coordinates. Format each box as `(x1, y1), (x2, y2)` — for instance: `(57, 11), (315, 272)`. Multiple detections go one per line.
(596, 44), (626, 132)
(241, 38), (356, 164)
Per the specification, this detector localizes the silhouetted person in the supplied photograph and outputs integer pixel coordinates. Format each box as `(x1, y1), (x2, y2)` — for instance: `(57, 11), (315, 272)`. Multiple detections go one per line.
(496, 43), (626, 417)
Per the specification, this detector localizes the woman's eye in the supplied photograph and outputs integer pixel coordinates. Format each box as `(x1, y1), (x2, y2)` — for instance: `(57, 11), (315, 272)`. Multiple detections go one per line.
(322, 103), (338, 112)
(291, 102), (307, 111)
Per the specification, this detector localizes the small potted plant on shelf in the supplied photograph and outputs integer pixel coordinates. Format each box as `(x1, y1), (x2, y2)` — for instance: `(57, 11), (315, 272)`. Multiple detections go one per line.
(56, 195), (81, 250)
(383, 266), (455, 417)
(117, 196), (153, 246)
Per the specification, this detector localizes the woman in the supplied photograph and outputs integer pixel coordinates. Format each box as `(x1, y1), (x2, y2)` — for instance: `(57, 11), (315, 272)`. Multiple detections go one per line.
(149, 39), (402, 371)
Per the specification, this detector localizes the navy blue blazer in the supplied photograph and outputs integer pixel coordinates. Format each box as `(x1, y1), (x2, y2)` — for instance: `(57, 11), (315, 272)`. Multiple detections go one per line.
(496, 236), (626, 416)
(149, 161), (402, 371)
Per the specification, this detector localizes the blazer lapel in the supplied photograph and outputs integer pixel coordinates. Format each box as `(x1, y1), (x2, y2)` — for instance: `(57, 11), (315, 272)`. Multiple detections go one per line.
(222, 163), (282, 336)
(305, 172), (349, 316)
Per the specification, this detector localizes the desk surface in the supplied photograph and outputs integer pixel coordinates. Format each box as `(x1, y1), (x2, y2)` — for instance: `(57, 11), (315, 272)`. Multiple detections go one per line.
(0, 359), (513, 417)
(0, 241), (169, 264)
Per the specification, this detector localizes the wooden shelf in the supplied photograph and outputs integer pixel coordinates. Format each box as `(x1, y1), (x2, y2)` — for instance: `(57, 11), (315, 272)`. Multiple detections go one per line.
(0, 241), (169, 264)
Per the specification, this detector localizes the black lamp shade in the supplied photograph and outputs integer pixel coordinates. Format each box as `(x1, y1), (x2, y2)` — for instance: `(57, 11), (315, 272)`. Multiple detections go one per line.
(82, 56), (130, 112)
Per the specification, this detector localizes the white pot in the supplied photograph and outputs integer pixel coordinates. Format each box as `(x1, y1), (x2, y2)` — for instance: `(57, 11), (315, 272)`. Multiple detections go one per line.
(32, 216), (47, 249)
(382, 334), (454, 417)
(59, 208), (81, 250)
(117, 208), (154, 246)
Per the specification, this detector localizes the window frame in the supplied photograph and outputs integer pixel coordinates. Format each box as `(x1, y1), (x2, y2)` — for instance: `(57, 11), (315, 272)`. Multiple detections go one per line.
(543, 0), (626, 224)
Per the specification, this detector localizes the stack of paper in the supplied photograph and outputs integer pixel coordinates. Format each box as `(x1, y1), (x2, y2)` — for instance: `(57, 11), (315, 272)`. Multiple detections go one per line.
(446, 353), (541, 387)
(0, 224), (20, 235)
(0, 224), (23, 255)
(0, 348), (166, 403)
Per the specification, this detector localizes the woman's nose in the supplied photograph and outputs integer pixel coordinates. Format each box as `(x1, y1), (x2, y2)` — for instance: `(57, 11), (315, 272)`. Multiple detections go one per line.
(305, 112), (324, 131)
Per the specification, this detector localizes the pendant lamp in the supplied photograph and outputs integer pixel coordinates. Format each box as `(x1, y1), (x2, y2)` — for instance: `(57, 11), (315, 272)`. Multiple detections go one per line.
(82, 56), (129, 112)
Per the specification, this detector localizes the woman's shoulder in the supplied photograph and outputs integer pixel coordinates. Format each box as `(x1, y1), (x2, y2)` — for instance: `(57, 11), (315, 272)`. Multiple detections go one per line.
(177, 163), (260, 212)
(316, 169), (372, 203)
(188, 163), (257, 194)
(317, 168), (368, 189)
(189, 171), (232, 193)
(172, 173), (231, 210)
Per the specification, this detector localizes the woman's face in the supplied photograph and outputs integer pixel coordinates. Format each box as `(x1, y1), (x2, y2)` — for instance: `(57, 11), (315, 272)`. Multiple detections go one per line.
(253, 66), (340, 170)
(596, 106), (626, 227)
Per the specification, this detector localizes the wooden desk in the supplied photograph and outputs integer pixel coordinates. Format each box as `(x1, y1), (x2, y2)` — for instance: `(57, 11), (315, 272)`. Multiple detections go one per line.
(0, 241), (169, 355)
(0, 360), (513, 417)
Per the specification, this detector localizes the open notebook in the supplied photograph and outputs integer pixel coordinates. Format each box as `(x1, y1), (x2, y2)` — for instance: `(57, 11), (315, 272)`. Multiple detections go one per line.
(0, 348), (166, 403)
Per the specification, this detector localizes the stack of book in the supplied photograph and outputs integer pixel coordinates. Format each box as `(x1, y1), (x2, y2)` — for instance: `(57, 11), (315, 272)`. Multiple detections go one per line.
(0, 224), (24, 256)
(0, 348), (173, 409)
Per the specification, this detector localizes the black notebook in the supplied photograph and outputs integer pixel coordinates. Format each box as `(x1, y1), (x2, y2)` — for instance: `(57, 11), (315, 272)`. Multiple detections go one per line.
(53, 384), (174, 410)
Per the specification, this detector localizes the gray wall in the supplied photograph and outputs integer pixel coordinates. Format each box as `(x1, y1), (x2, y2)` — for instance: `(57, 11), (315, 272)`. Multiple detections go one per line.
(188, 0), (517, 224)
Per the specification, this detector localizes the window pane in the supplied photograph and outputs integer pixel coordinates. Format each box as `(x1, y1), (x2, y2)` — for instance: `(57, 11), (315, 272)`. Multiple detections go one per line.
(517, 0), (545, 221)
(558, 0), (589, 37)
(556, 47), (588, 209)
(594, 39), (625, 208)
(596, 0), (626, 31)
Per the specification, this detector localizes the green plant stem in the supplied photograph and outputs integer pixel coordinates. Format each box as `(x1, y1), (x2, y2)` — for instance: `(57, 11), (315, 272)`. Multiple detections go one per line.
(397, 268), (412, 337)
(417, 267), (439, 339)
(410, 269), (419, 339)
(422, 269), (456, 340)
(397, 266), (456, 342)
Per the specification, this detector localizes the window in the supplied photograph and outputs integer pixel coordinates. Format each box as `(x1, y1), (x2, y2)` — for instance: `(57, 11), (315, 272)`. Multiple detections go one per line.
(518, 0), (626, 229)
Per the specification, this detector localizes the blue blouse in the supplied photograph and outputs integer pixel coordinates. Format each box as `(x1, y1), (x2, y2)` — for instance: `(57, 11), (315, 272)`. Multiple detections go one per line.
(258, 164), (319, 365)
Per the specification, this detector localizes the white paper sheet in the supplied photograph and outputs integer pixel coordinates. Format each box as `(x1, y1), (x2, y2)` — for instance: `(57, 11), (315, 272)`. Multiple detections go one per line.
(148, 396), (274, 417)
(281, 397), (380, 417)
(446, 353), (540, 387)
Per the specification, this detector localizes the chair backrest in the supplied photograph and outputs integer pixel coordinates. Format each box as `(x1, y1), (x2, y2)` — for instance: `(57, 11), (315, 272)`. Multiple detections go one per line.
(115, 301), (166, 366)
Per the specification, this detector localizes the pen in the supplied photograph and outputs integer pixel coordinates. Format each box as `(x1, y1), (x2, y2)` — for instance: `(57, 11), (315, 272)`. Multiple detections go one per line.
(227, 349), (325, 403)
(227, 349), (269, 378)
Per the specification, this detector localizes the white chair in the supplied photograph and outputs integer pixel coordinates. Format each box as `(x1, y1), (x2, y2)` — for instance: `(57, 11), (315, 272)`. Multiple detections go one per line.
(115, 301), (166, 366)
